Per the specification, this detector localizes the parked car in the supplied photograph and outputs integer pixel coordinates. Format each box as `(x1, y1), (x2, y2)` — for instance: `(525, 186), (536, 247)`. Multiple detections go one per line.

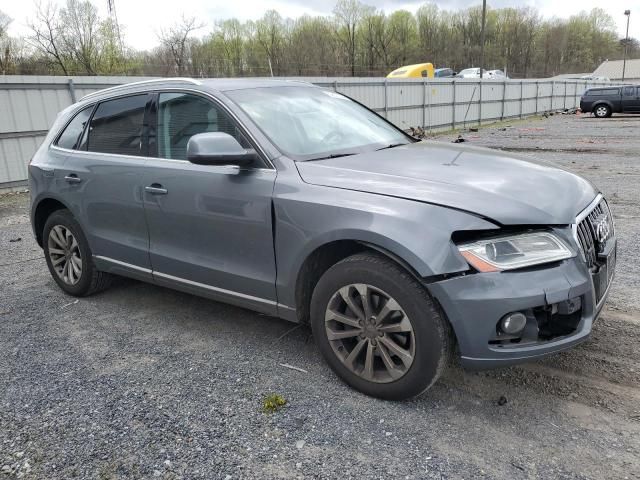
(580, 75), (611, 82)
(456, 68), (508, 79)
(487, 69), (509, 79)
(580, 85), (640, 118)
(387, 63), (434, 78)
(456, 68), (487, 78)
(434, 67), (456, 78)
(30, 78), (616, 400)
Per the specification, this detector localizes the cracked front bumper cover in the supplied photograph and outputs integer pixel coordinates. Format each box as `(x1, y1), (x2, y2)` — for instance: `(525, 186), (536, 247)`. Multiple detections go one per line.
(427, 254), (610, 370)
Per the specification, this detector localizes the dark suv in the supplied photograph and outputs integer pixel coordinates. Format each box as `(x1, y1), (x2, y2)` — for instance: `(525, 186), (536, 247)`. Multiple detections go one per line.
(580, 85), (640, 118)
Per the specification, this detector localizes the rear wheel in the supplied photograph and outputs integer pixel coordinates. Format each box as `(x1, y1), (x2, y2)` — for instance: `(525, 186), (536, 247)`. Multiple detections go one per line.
(43, 209), (112, 296)
(310, 252), (452, 400)
(594, 104), (611, 118)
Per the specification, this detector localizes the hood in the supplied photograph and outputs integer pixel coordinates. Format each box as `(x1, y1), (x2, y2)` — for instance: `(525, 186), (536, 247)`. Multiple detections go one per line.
(296, 141), (598, 225)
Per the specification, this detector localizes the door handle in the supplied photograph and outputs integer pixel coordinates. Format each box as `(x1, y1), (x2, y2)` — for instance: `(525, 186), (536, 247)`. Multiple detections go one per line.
(64, 174), (82, 184)
(145, 184), (168, 195)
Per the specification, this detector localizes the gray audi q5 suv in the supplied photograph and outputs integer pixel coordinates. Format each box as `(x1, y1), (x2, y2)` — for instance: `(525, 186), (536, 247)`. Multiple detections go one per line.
(29, 78), (616, 400)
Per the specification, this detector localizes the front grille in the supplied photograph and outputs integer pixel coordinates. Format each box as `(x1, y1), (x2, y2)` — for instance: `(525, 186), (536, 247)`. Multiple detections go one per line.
(576, 199), (614, 269)
(575, 198), (615, 304)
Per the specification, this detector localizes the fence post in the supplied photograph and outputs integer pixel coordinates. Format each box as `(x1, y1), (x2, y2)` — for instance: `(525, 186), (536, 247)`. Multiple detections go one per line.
(551, 80), (555, 111)
(501, 80), (506, 120)
(333, 80), (337, 92)
(535, 80), (539, 114)
(67, 78), (77, 103)
(519, 81), (524, 119)
(451, 79), (456, 130)
(384, 79), (388, 119)
(478, 79), (483, 126)
(563, 81), (567, 109)
(422, 77), (427, 129)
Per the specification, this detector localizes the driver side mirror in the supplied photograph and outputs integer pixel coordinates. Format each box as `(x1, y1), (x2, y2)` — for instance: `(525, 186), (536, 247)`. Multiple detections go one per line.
(187, 132), (257, 166)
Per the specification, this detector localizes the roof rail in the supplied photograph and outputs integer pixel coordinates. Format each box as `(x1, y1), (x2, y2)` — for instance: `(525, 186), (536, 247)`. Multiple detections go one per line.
(79, 77), (201, 101)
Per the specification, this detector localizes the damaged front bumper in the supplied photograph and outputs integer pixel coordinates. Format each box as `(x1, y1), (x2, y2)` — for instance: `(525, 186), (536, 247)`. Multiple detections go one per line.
(427, 247), (614, 370)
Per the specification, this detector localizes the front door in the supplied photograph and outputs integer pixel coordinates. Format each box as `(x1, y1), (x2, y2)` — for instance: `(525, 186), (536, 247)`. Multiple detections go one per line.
(61, 94), (152, 278)
(622, 86), (640, 112)
(142, 92), (278, 314)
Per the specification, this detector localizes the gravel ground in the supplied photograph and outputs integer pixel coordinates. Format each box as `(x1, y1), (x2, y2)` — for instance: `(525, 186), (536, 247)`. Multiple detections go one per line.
(1, 113), (639, 480)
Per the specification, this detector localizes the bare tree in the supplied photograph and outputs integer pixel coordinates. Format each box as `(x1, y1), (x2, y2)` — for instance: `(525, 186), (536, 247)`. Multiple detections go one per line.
(59, 0), (101, 74)
(0, 10), (13, 74)
(158, 16), (203, 75)
(333, 0), (371, 76)
(28, 1), (69, 74)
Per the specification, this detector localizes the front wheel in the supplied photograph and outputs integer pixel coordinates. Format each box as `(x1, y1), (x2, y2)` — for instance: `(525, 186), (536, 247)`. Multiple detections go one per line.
(43, 209), (112, 296)
(310, 252), (453, 400)
(594, 104), (611, 118)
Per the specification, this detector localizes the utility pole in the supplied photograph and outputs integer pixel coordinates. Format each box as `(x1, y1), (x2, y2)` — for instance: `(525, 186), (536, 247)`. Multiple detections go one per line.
(480, 0), (487, 79)
(622, 10), (631, 81)
(107, 0), (124, 56)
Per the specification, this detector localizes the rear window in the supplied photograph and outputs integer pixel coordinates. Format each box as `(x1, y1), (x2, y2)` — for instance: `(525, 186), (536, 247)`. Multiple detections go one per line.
(587, 88), (619, 96)
(56, 106), (93, 150)
(87, 94), (148, 156)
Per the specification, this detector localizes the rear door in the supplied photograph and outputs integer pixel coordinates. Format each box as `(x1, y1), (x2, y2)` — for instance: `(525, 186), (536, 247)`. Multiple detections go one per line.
(622, 86), (640, 112)
(60, 94), (152, 279)
(141, 91), (278, 314)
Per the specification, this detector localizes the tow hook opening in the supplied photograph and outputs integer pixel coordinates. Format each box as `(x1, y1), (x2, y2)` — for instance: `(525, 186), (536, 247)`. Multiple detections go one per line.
(489, 297), (583, 346)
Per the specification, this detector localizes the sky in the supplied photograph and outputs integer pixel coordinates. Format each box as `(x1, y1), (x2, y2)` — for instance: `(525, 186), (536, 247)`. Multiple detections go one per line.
(3, 0), (638, 51)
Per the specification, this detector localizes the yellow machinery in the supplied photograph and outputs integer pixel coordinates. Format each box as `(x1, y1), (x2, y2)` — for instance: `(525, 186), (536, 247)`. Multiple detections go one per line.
(386, 63), (435, 79)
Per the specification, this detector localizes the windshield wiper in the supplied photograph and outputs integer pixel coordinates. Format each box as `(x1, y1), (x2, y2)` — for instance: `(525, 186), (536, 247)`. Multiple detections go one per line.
(376, 143), (407, 151)
(306, 152), (358, 161)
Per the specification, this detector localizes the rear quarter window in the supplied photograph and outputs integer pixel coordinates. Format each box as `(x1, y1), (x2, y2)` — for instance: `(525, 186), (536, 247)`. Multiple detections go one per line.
(55, 106), (93, 150)
(587, 88), (619, 96)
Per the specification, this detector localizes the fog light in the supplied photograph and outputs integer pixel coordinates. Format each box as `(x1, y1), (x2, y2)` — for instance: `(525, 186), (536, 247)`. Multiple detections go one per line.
(500, 312), (527, 334)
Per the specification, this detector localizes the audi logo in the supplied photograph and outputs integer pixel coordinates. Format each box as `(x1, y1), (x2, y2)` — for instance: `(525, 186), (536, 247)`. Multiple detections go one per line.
(593, 214), (611, 243)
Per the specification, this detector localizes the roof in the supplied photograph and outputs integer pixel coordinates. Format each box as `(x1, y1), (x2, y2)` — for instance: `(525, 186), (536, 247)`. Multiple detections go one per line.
(593, 59), (640, 80)
(551, 73), (591, 80)
(80, 77), (315, 102)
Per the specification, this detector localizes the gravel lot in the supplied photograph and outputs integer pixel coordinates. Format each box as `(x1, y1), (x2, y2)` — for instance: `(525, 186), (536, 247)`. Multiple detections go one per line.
(1, 113), (639, 479)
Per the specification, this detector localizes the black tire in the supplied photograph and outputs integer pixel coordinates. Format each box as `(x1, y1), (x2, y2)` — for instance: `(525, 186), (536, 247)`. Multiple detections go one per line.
(43, 209), (112, 296)
(594, 104), (611, 118)
(310, 252), (453, 400)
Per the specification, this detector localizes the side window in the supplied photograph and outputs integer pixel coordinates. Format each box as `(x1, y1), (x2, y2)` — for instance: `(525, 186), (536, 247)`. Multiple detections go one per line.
(157, 92), (249, 161)
(87, 94), (147, 156)
(56, 106), (93, 150)
(421, 70), (428, 77)
(623, 86), (634, 96)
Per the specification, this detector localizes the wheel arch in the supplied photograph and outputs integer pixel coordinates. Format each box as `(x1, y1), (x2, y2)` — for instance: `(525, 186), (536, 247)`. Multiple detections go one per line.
(32, 196), (72, 247)
(293, 238), (428, 326)
(592, 100), (614, 113)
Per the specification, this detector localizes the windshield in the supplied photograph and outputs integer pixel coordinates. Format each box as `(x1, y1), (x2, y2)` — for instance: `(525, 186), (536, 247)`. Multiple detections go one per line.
(459, 68), (479, 75)
(226, 86), (411, 160)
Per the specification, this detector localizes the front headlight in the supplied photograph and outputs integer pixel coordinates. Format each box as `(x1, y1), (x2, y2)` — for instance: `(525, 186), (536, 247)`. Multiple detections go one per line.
(457, 232), (574, 272)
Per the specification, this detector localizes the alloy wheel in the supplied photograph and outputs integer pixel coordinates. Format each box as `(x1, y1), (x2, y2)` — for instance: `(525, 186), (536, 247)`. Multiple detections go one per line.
(324, 283), (415, 383)
(47, 225), (82, 285)
(595, 106), (608, 117)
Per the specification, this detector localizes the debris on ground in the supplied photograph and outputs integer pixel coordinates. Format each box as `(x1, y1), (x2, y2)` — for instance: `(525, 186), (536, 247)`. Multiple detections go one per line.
(9, 237), (21, 242)
(409, 126), (426, 139)
(498, 396), (508, 406)
(262, 393), (287, 413)
(469, 127), (479, 132)
(279, 363), (308, 373)
(61, 299), (79, 309)
(452, 135), (466, 143)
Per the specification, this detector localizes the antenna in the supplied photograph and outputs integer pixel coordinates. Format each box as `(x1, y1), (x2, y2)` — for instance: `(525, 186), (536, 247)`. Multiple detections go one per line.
(107, 0), (124, 55)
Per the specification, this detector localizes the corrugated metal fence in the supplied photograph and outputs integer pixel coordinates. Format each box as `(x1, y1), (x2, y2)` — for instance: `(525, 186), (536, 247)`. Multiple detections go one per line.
(0, 75), (616, 190)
